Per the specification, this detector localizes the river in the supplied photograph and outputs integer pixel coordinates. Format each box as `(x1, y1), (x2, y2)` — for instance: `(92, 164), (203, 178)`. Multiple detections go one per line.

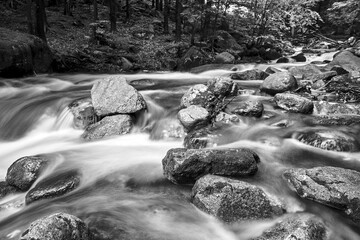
(0, 55), (359, 239)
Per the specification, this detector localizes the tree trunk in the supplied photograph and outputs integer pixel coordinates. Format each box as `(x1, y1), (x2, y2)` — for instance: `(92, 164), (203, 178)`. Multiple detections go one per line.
(35, 0), (47, 43)
(175, 0), (181, 41)
(126, 0), (130, 21)
(201, 0), (212, 41)
(159, 0), (163, 11)
(152, 0), (155, 8)
(163, 0), (169, 33)
(63, 0), (72, 15)
(26, 0), (34, 34)
(155, 0), (159, 10)
(93, 0), (98, 20)
(109, 0), (117, 32)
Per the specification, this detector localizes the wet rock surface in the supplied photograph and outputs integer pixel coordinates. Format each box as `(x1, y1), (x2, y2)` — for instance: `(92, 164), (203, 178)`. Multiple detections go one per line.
(25, 170), (81, 204)
(274, 93), (313, 113)
(230, 100), (264, 117)
(294, 130), (358, 152)
(260, 72), (298, 95)
(177, 105), (209, 132)
(284, 166), (360, 224)
(180, 84), (209, 108)
(6, 155), (50, 191)
(91, 76), (146, 116)
(0, 181), (20, 199)
(69, 98), (98, 130)
(191, 175), (285, 222)
(20, 212), (91, 240)
(289, 64), (322, 79)
(230, 69), (269, 80)
(252, 213), (330, 240)
(162, 148), (260, 184)
(328, 50), (360, 72)
(82, 114), (133, 141)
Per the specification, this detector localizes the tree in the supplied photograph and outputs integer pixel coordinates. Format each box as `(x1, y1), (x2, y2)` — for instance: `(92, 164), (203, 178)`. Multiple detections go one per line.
(175, 0), (182, 41)
(26, 0), (34, 34)
(93, 0), (98, 20)
(35, 0), (47, 43)
(109, 0), (117, 32)
(163, 0), (169, 33)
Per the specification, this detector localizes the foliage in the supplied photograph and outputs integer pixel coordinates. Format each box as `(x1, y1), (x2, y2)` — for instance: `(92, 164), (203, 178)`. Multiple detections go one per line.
(327, 0), (360, 27)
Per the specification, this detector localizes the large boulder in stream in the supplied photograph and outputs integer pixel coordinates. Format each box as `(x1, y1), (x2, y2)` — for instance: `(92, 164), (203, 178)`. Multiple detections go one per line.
(260, 72), (298, 95)
(327, 50), (360, 72)
(288, 64), (322, 79)
(162, 148), (260, 184)
(0, 28), (52, 78)
(82, 114), (133, 141)
(294, 130), (358, 152)
(178, 46), (211, 70)
(180, 84), (209, 108)
(20, 212), (91, 240)
(253, 213), (330, 240)
(6, 155), (50, 191)
(314, 101), (360, 115)
(25, 170), (81, 205)
(274, 93), (313, 114)
(91, 76), (146, 117)
(215, 52), (235, 64)
(230, 69), (269, 80)
(231, 100), (264, 117)
(178, 105), (209, 132)
(191, 175), (285, 222)
(284, 167), (360, 224)
(69, 98), (98, 130)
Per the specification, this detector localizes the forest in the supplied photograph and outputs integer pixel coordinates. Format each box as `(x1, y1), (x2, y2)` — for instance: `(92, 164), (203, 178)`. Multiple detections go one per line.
(0, 0), (359, 75)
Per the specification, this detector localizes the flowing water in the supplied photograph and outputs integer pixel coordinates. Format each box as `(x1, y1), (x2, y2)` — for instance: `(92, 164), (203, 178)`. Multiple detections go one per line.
(0, 54), (360, 239)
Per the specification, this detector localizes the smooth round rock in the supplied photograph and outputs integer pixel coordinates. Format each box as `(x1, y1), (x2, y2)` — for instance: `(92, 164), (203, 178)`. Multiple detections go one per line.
(260, 72), (298, 95)
(20, 212), (90, 240)
(6, 155), (49, 191)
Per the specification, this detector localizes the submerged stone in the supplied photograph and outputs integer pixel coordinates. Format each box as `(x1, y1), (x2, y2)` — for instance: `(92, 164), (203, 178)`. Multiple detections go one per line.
(69, 98), (98, 130)
(162, 148), (260, 184)
(192, 175), (285, 222)
(25, 170), (81, 205)
(284, 167), (360, 224)
(231, 100), (264, 117)
(20, 212), (91, 240)
(230, 69), (269, 80)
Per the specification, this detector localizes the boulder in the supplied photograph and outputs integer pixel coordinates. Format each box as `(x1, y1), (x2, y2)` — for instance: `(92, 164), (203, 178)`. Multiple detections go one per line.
(82, 114), (133, 141)
(0, 181), (20, 199)
(284, 167), (360, 223)
(265, 67), (282, 74)
(69, 98), (98, 130)
(178, 105), (209, 132)
(230, 69), (269, 80)
(260, 72), (298, 95)
(20, 212), (91, 240)
(290, 53), (307, 62)
(215, 52), (235, 64)
(328, 50), (360, 72)
(180, 84), (209, 108)
(162, 148), (259, 184)
(308, 71), (337, 82)
(91, 76), (146, 116)
(253, 213), (329, 240)
(276, 57), (295, 63)
(192, 175), (285, 222)
(274, 93), (313, 114)
(289, 64), (322, 80)
(178, 46), (210, 70)
(0, 28), (52, 78)
(207, 77), (238, 97)
(25, 170), (81, 205)
(231, 100), (264, 117)
(313, 101), (360, 115)
(294, 130), (358, 152)
(6, 155), (49, 191)
(262, 49), (282, 60)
